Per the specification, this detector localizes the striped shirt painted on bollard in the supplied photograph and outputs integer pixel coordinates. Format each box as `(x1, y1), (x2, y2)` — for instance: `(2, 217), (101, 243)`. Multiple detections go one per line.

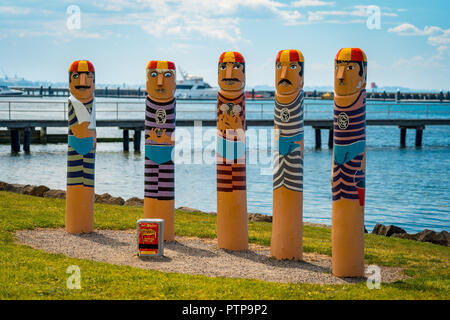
(332, 89), (366, 202)
(144, 97), (175, 200)
(273, 91), (304, 192)
(67, 99), (95, 188)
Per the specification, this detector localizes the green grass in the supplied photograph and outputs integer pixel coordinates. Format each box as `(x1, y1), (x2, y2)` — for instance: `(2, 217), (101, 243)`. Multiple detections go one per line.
(0, 191), (449, 299)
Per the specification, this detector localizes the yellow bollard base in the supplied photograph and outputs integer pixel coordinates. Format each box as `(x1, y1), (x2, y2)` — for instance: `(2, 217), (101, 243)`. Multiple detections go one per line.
(144, 198), (175, 241)
(217, 190), (248, 251)
(65, 185), (94, 234)
(332, 198), (365, 277)
(271, 187), (303, 261)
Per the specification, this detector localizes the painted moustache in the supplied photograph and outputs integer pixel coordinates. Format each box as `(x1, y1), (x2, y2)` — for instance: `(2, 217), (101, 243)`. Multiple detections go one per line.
(278, 79), (292, 86)
(222, 78), (241, 83)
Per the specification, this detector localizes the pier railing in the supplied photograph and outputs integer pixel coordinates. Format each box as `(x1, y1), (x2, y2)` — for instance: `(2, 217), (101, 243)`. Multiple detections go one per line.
(1, 100), (450, 121)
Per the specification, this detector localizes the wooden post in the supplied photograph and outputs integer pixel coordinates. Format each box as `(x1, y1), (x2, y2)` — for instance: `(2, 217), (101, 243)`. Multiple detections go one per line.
(328, 128), (333, 149)
(10, 128), (20, 153)
(400, 127), (406, 148)
(123, 129), (129, 152)
(332, 48), (367, 277)
(315, 128), (321, 149)
(216, 51), (248, 251)
(23, 127), (31, 153)
(271, 49), (305, 261)
(133, 129), (141, 152)
(65, 60), (96, 234)
(415, 126), (424, 147)
(143, 60), (177, 241)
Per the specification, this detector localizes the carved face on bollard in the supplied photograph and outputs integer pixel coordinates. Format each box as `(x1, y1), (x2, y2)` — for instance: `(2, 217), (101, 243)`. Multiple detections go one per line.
(275, 49), (304, 96)
(146, 60), (176, 103)
(334, 48), (367, 96)
(218, 51), (245, 94)
(68, 60), (95, 103)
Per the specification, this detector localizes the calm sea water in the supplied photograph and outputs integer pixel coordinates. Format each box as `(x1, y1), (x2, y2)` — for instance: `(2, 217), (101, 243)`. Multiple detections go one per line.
(0, 96), (449, 233)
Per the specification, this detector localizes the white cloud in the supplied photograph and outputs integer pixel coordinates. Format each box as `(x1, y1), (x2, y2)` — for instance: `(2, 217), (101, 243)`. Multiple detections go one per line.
(291, 0), (334, 7)
(306, 5), (397, 24)
(388, 23), (450, 58)
(0, 6), (31, 15)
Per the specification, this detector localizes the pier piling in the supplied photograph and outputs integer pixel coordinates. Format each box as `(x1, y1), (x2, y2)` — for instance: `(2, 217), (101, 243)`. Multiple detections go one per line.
(415, 126), (424, 147)
(400, 127), (407, 148)
(23, 127), (31, 153)
(328, 128), (333, 149)
(314, 128), (321, 149)
(133, 129), (141, 152)
(123, 129), (129, 152)
(10, 129), (20, 153)
(39, 127), (47, 144)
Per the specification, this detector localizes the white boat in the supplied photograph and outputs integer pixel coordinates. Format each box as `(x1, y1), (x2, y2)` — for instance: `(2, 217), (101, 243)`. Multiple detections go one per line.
(175, 67), (217, 99)
(0, 85), (23, 96)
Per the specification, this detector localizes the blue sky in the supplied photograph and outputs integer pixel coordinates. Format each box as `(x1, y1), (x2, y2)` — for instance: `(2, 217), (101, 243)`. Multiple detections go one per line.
(0, 0), (449, 90)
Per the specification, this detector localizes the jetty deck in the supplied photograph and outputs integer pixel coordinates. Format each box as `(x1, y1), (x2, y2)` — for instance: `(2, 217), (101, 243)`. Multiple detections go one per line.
(1, 118), (449, 153)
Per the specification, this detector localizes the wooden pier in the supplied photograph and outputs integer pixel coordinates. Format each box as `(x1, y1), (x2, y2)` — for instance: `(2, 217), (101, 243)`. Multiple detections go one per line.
(1, 119), (448, 153)
(9, 86), (450, 101)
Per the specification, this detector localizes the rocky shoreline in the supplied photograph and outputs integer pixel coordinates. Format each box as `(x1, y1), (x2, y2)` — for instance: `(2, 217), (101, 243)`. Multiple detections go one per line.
(1, 181), (448, 247)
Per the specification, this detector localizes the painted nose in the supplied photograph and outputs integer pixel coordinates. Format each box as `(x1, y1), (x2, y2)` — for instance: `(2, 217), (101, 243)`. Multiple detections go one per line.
(337, 65), (345, 80)
(280, 65), (288, 79)
(157, 73), (164, 86)
(79, 73), (87, 85)
(225, 64), (233, 79)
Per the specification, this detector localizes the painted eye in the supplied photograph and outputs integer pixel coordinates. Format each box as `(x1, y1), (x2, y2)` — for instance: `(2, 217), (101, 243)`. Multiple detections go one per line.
(290, 64), (297, 70)
(164, 72), (172, 77)
(347, 66), (354, 70)
(150, 71), (157, 77)
(72, 73), (79, 79)
(335, 66), (338, 70)
(276, 64), (281, 70)
(220, 64), (227, 70)
(233, 63), (241, 69)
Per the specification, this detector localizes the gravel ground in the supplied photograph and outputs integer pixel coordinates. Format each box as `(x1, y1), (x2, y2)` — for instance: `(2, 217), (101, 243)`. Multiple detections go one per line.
(15, 228), (406, 285)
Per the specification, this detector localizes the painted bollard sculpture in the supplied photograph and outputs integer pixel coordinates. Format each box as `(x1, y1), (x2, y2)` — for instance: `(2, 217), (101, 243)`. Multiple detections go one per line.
(332, 48), (367, 277)
(271, 50), (305, 260)
(216, 51), (248, 250)
(144, 60), (176, 241)
(66, 60), (96, 234)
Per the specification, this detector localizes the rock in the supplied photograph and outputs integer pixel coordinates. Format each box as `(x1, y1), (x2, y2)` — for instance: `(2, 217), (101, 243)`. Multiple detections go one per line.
(372, 223), (387, 235)
(0, 181), (9, 191)
(416, 229), (437, 243)
(385, 225), (407, 237)
(364, 226), (368, 233)
(391, 229), (449, 246)
(43, 189), (66, 199)
(23, 185), (50, 197)
(371, 224), (406, 237)
(435, 231), (450, 246)
(177, 206), (202, 213)
(391, 233), (418, 241)
(95, 193), (125, 206)
(124, 197), (144, 207)
(248, 213), (272, 223)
